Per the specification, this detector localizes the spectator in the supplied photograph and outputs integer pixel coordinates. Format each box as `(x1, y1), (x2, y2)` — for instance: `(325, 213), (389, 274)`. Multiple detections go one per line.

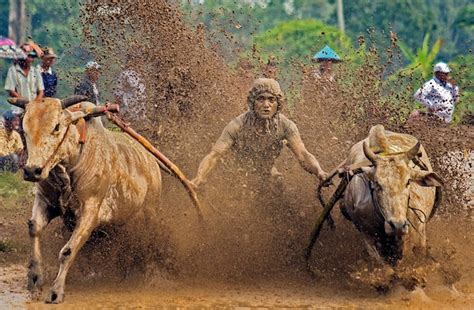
(74, 61), (101, 105)
(0, 111), (23, 172)
(312, 45), (342, 82)
(39, 47), (58, 97)
(414, 62), (460, 123)
(114, 66), (146, 119)
(4, 43), (44, 113)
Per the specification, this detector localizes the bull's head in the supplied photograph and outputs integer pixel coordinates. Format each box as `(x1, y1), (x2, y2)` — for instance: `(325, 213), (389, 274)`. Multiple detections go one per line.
(362, 141), (443, 237)
(8, 96), (88, 182)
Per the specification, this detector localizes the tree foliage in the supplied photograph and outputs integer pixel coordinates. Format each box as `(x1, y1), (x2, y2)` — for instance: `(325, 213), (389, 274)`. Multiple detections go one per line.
(253, 19), (352, 64)
(398, 33), (442, 79)
(343, 0), (472, 60)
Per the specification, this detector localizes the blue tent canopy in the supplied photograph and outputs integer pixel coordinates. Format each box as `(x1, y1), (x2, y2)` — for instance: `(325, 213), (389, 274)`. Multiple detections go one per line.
(313, 45), (341, 61)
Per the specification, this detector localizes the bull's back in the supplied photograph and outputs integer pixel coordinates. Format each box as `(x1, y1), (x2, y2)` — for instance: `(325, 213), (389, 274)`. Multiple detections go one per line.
(347, 130), (432, 169)
(78, 124), (162, 223)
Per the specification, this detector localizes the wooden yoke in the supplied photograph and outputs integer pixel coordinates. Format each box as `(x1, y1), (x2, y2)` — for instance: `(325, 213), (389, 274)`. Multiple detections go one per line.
(69, 104), (120, 144)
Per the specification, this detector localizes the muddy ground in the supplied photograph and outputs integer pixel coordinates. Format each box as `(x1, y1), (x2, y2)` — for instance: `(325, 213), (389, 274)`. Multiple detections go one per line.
(0, 171), (473, 308)
(1, 0), (473, 308)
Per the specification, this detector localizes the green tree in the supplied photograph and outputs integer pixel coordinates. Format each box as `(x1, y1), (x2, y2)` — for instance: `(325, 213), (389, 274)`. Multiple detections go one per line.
(398, 33), (442, 79)
(343, 0), (472, 60)
(253, 19), (352, 64)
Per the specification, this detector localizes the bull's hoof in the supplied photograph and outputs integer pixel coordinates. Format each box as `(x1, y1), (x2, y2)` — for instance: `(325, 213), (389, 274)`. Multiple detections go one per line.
(27, 268), (43, 294)
(45, 290), (64, 304)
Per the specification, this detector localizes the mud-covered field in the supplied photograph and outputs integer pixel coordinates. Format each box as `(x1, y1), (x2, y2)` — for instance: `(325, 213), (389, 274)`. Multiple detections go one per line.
(1, 0), (473, 308)
(0, 173), (473, 308)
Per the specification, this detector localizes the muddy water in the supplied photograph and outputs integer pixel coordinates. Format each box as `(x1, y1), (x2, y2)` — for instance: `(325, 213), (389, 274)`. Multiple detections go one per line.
(1, 218), (474, 308)
(1, 0), (473, 308)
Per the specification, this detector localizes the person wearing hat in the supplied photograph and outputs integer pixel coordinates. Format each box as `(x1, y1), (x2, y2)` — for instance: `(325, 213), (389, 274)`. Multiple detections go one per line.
(39, 47), (58, 97)
(74, 61), (102, 105)
(0, 111), (23, 172)
(190, 78), (328, 190)
(4, 43), (44, 112)
(414, 62), (460, 123)
(313, 45), (342, 82)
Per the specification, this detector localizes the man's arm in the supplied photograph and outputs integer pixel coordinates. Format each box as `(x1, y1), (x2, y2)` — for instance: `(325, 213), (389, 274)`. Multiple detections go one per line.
(190, 150), (223, 189)
(35, 68), (44, 101)
(287, 133), (327, 180)
(8, 90), (20, 98)
(190, 117), (239, 189)
(35, 90), (44, 101)
(453, 85), (460, 104)
(5, 67), (19, 97)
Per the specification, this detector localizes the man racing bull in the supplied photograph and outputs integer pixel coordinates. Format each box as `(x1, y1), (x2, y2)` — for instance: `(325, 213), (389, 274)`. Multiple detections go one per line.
(190, 78), (327, 189)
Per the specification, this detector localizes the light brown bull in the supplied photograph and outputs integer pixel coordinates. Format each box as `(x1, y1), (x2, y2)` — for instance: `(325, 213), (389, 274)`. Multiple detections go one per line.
(340, 125), (443, 265)
(9, 97), (163, 303)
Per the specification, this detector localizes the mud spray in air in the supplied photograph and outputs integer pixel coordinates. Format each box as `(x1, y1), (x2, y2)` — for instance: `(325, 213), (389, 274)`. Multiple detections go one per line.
(1, 0), (473, 308)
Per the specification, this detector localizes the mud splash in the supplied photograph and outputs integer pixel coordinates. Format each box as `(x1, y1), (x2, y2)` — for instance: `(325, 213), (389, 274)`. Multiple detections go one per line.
(1, 0), (473, 307)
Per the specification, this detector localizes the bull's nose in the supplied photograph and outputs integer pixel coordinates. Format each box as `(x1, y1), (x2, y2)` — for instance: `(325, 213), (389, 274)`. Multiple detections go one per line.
(23, 166), (43, 182)
(384, 219), (409, 236)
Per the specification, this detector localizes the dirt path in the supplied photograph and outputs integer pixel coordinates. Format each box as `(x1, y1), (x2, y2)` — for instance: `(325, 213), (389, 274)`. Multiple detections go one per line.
(1, 264), (473, 309)
(2, 218), (473, 309)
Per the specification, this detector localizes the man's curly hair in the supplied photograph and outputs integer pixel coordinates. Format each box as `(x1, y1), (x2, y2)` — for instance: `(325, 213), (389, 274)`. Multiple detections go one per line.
(247, 78), (285, 113)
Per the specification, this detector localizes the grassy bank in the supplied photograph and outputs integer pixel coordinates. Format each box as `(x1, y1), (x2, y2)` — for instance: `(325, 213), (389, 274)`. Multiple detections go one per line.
(0, 172), (33, 263)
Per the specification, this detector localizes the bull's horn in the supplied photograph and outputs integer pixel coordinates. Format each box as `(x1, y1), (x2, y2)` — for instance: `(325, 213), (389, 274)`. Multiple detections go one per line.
(406, 141), (421, 161)
(61, 95), (88, 109)
(363, 141), (379, 164)
(7, 97), (28, 109)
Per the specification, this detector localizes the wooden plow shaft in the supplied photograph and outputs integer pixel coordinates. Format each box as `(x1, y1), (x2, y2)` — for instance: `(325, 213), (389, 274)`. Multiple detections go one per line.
(73, 103), (204, 220)
(105, 111), (204, 220)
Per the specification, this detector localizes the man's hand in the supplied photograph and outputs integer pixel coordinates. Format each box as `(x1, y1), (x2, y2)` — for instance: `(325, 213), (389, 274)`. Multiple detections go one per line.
(317, 170), (329, 181)
(189, 177), (202, 191)
(271, 166), (283, 177)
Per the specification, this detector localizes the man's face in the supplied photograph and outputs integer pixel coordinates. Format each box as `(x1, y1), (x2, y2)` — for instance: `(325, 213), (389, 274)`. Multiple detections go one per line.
(25, 55), (35, 66)
(254, 92), (278, 119)
(42, 57), (55, 68)
(86, 68), (100, 82)
(435, 71), (449, 82)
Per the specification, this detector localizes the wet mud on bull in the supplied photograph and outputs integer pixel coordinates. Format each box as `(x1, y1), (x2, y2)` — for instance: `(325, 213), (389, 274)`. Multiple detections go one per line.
(8, 97), (168, 303)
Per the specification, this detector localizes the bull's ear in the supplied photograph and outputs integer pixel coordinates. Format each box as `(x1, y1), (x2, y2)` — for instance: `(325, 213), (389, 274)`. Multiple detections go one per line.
(61, 95), (88, 109)
(7, 97), (28, 109)
(411, 170), (444, 187)
(64, 109), (87, 123)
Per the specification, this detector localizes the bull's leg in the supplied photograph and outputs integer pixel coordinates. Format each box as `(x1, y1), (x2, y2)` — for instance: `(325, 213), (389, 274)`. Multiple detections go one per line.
(27, 194), (61, 298)
(46, 204), (99, 304)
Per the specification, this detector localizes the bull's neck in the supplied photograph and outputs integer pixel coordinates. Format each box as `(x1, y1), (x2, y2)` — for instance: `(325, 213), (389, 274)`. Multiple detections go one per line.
(59, 124), (84, 168)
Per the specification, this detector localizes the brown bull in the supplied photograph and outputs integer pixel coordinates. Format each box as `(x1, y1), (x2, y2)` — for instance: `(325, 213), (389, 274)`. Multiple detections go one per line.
(9, 97), (164, 303)
(340, 125), (442, 265)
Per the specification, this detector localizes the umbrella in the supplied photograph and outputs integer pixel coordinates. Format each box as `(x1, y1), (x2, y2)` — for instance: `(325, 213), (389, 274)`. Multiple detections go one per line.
(0, 37), (16, 46)
(313, 45), (342, 62)
(0, 44), (26, 59)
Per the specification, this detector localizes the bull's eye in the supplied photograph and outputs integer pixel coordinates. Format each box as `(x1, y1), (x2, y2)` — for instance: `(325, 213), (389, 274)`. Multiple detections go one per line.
(53, 123), (60, 133)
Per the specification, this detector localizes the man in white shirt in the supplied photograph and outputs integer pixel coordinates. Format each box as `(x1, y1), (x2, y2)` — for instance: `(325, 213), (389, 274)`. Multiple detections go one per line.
(414, 62), (460, 123)
(74, 61), (101, 105)
(114, 68), (147, 119)
(4, 43), (44, 113)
